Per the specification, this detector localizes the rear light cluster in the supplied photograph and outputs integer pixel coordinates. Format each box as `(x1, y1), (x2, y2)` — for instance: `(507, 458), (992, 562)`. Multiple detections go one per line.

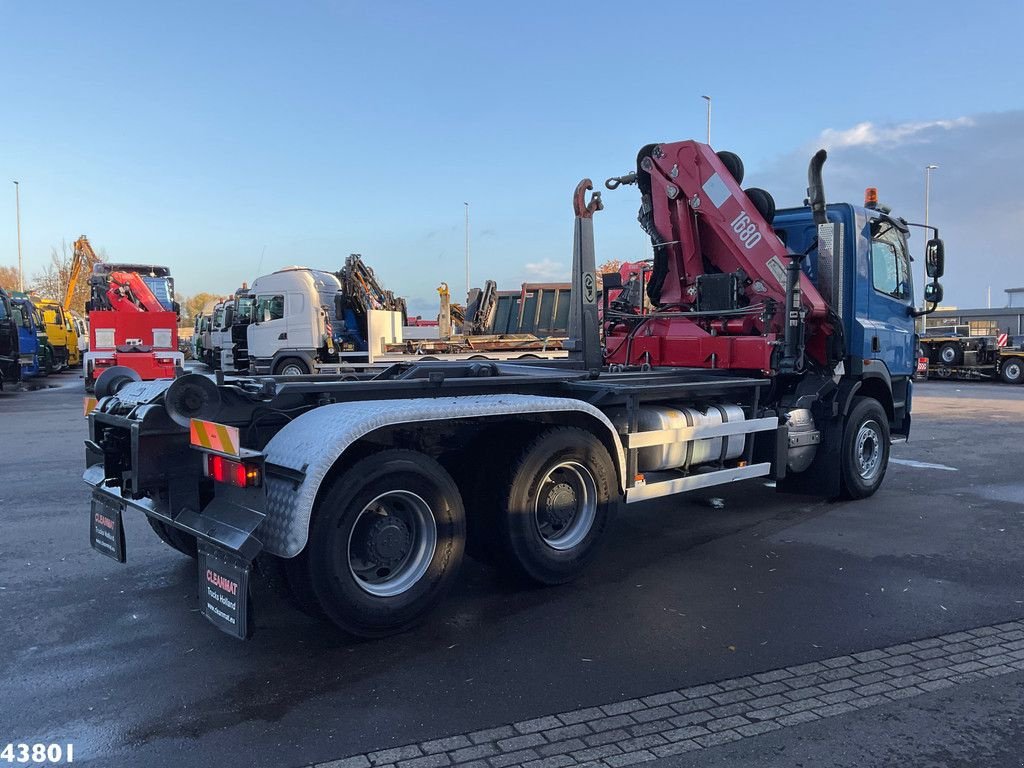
(205, 454), (261, 487)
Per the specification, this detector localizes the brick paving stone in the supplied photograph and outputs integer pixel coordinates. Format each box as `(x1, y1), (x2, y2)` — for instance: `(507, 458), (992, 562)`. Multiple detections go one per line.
(819, 678), (858, 693)
(668, 712), (713, 728)
(583, 730), (630, 748)
(885, 687), (924, 701)
(626, 722), (673, 738)
(470, 727), (517, 745)
(641, 692), (684, 707)
(515, 717), (563, 735)
(589, 715), (636, 734)
(397, 756), (450, 768)
(603, 750), (656, 767)
(821, 656), (856, 669)
(600, 701), (646, 717)
(781, 699), (822, 714)
(855, 683), (895, 697)
(556, 709), (604, 727)
(853, 672), (888, 686)
(631, 706), (675, 724)
(489, 749), (541, 768)
(618, 735), (668, 752)
(818, 690), (860, 705)
(852, 649), (888, 662)
(752, 669), (793, 683)
(707, 703), (750, 719)
(710, 689), (753, 706)
(852, 694), (890, 709)
(452, 745), (498, 763)
(784, 686), (826, 701)
(570, 746), (621, 763)
(746, 706), (789, 721)
(746, 682), (789, 698)
(682, 684), (724, 699)
(777, 712), (820, 726)
(371, 747), (424, 766)
(670, 697), (714, 715)
(663, 726), (711, 742)
(650, 741), (701, 758)
(814, 703), (858, 718)
(321, 757), (371, 768)
(849, 660), (888, 675)
(535, 740), (587, 758)
(788, 661), (828, 675)
(423, 737), (472, 755)
(496, 734), (545, 753)
(541, 724), (592, 743)
(911, 647), (945, 660)
(717, 676), (757, 691)
(744, 694), (791, 710)
(694, 731), (742, 748)
(735, 721), (782, 737)
(705, 716), (751, 733)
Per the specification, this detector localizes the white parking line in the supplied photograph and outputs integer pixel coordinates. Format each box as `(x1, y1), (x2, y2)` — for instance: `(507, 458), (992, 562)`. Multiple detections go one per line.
(890, 458), (958, 471)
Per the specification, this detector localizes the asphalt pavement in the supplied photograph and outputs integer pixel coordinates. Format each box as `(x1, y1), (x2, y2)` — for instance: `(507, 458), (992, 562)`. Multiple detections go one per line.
(1, 374), (1023, 768)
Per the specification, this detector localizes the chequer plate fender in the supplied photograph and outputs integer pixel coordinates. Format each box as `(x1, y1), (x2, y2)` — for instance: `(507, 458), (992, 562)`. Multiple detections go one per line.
(260, 394), (626, 558)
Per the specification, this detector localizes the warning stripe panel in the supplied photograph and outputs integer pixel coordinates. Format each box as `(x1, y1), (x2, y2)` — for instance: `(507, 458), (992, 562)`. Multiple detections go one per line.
(190, 419), (240, 457)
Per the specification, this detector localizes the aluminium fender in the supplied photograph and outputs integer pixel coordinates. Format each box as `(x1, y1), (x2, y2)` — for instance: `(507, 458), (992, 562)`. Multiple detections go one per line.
(260, 394), (627, 558)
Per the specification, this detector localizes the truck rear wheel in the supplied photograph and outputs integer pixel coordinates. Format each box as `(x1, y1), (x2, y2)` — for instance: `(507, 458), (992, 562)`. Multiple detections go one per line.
(495, 427), (615, 585)
(146, 518), (198, 559)
(1001, 357), (1024, 385)
(307, 449), (465, 637)
(840, 397), (890, 500)
(938, 342), (962, 366)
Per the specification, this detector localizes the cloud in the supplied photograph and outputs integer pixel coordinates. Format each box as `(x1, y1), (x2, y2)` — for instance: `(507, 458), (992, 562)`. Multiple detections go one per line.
(522, 258), (569, 282)
(817, 117), (974, 150)
(752, 111), (1023, 309)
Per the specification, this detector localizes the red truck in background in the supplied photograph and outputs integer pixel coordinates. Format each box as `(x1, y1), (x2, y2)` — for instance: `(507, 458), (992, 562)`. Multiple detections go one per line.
(83, 263), (183, 391)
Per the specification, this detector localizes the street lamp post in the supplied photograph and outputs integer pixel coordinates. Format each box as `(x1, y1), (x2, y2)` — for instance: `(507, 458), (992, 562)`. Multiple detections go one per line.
(702, 95), (712, 145)
(463, 202), (470, 301)
(13, 180), (23, 292)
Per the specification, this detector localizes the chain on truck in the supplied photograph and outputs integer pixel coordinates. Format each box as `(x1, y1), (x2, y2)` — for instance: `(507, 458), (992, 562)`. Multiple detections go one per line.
(83, 140), (947, 639)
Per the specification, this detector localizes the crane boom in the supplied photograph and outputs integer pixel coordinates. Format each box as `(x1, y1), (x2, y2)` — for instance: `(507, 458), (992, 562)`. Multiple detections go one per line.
(64, 236), (99, 312)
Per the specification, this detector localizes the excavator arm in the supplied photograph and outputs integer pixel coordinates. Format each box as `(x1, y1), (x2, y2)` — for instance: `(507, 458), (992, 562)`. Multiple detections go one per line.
(63, 235), (98, 313)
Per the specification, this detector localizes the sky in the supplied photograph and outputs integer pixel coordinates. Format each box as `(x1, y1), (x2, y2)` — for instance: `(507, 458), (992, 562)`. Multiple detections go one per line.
(2, 0), (1022, 317)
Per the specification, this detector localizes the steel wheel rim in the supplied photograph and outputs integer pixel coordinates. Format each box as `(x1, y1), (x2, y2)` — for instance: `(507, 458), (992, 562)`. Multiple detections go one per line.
(534, 461), (597, 551)
(855, 420), (883, 483)
(1007, 362), (1021, 381)
(281, 363), (305, 376)
(940, 347), (956, 363)
(347, 490), (437, 597)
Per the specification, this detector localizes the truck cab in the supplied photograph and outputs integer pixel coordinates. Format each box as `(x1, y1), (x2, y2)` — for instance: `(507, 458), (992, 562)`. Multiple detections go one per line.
(36, 299), (74, 370)
(0, 287), (20, 387)
(772, 199), (918, 435)
(247, 267), (340, 375)
(10, 297), (45, 377)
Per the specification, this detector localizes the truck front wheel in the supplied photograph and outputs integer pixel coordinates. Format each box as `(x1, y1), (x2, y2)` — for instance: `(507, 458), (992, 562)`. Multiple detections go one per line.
(496, 427), (615, 585)
(275, 357), (310, 376)
(1000, 357), (1024, 385)
(840, 397), (890, 500)
(307, 450), (466, 637)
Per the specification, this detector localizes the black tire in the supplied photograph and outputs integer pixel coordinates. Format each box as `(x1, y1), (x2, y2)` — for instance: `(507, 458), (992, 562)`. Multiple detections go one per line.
(146, 518), (199, 559)
(1001, 357), (1024, 385)
(307, 450), (465, 638)
(716, 151), (744, 185)
(274, 356), (310, 376)
(938, 342), (963, 367)
(839, 397), (890, 500)
(493, 427), (615, 585)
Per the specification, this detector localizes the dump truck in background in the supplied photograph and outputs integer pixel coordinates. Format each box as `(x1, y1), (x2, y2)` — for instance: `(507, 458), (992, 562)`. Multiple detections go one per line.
(83, 263), (183, 391)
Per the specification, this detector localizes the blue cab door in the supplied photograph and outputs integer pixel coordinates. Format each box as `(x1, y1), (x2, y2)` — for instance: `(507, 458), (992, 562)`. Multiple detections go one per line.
(864, 222), (916, 377)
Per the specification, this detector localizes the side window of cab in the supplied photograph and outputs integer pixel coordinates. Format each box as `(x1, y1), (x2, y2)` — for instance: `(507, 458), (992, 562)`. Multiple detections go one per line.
(256, 295), (285, 322)
(870, 228), (912, 301)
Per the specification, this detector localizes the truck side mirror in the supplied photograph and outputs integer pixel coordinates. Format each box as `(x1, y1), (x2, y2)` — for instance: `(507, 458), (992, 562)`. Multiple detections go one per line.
(924, 282), (943, 304)
(925, 238), (944, 279)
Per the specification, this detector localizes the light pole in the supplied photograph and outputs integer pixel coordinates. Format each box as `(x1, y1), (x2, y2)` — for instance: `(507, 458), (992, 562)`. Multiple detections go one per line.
(13, 180), (23, 292)
(463, 201), (470, 301)
(702, 95), (712, 145)
(923, 164), (938, 305)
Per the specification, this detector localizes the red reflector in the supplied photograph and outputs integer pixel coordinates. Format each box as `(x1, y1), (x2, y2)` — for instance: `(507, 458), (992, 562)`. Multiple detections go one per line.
(233, 461), (246, 487)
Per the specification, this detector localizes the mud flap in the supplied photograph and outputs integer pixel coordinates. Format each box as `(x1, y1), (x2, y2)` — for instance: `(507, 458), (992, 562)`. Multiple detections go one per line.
(198, 542), (253, 640)
(90, 495), (126, 563)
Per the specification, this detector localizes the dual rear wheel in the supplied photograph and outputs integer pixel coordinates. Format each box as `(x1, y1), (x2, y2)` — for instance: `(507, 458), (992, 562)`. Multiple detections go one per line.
(286, 427), (615, 637)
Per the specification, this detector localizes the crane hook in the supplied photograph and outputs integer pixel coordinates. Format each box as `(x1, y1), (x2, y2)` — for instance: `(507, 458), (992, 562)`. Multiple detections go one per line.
(573, 179), (604, 219)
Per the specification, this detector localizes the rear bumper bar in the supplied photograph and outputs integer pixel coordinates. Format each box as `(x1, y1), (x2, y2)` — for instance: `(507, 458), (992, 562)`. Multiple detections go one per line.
(83, 463), (266, 561)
